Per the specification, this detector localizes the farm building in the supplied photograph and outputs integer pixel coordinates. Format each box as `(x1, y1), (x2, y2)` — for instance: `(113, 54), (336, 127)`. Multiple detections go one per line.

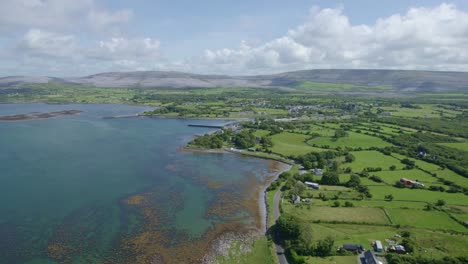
(389, 245), (406, 254)
(360, 250), (383, 264)
(400, 178), (425, 188)
(313, 168), (323, 175)
(342, 244), (364, 253)
(304, 181), (320, 190)
(373, 240), (383, 252)
(292, 195), (301, 204)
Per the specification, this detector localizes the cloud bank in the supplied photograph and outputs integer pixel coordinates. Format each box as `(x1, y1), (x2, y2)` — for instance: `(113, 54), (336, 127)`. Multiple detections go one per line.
(200, 3), (468, 74)
(1, 2), (468, 76)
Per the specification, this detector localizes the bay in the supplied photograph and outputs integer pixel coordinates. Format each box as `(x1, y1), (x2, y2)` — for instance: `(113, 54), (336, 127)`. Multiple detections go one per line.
(0, 103), (282, 264)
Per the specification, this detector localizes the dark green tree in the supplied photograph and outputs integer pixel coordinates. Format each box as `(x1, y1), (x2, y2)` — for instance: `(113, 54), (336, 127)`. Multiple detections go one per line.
(314, 236), (335, 257)
(321, 172), (340, 185)
(346, 174), (361, 188)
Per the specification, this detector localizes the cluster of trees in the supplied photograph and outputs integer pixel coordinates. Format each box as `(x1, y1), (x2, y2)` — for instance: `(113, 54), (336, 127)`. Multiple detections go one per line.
(369, 175), (383, 183)
(424, 199), (446, 211)
(321, 172), (340, 185)
(400, 158), (416, 169)
(363, 167), (383, 172)
(189, 128), (266, 150)
(381, 116), (468, 138)
(333, 128), (348, 139)
(294, 150), (348, 170)
(242, 118), (295, 135)
(189, 130), (233, 149)
(275, 214), (335, 262)
(232, 129), (256, 149)
(341, 173), (373, 198)
(400, 103), (422, 109)
(333, 200), (355, 207)
(375, 117), (468, 178)
(345, 174), (361, 187)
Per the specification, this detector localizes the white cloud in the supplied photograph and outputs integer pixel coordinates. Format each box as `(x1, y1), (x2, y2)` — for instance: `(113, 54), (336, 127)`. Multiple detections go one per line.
(87, 9), (133, 34)
(19, 29), (78, 58)
(9, 29), (162, 75)
(0, 0), (159, 75)
(0, 0), (130, 35)
(200, 3), (468, 74)
(95, 38), (160, 60)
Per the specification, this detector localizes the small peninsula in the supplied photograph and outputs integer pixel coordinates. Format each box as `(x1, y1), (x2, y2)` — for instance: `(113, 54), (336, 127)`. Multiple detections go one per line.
(0, 110), (82, 121)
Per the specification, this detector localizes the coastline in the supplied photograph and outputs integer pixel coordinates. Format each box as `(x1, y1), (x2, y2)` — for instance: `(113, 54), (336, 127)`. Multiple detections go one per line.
(2, 102), (290, 263)
(258, 162), (292, 233)
(181, 145), (292, 263)
(138, 113), (248, 122)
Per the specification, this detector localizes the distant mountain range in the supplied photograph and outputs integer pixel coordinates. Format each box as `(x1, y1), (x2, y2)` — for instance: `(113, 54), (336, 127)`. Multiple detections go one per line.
(1, 69), (467, 93)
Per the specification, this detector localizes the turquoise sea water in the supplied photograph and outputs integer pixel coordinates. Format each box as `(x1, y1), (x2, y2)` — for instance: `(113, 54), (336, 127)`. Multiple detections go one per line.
(0, 104), (279, 264)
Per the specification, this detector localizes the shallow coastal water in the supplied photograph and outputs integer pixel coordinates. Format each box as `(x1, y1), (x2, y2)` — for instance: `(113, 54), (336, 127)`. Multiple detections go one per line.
(0, 103), (284, 264)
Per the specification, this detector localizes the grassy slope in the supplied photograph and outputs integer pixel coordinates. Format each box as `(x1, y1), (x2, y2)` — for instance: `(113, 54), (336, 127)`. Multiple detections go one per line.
(295, 81), (391, 92)
(386, 208), (466, 232)
(437, 142), (468, 152)
(283, 203), (390, 225)
(368, 186), (468, 205)
(309, 132), (392, 149)
(347, 151), (404, 171)
(270, 132), (324, 156)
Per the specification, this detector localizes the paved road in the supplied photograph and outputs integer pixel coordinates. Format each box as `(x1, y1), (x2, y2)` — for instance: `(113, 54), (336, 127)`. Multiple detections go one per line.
(273, 187), (288, 264)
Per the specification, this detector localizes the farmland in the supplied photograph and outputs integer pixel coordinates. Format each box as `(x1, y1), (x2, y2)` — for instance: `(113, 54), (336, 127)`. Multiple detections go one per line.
(225, 106), (468, 263)
(386, 208), (465, 232)
(1, 79), (468, 264)
(283, 203), (391, 224)
(438, 142), (468, 152)
(309, 131), (392, 149)
(183, 97), (467, 263)
(270, 132), (325, 156)
(345, 151), (404, 171)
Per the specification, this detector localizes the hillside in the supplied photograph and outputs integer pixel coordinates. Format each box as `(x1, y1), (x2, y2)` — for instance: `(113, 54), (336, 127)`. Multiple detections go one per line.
(1, 69), (468, 93)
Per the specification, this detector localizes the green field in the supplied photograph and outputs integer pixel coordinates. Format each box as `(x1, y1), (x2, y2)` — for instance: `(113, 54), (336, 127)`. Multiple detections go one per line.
(307, 256), (357, 264)
(283, 203), (390, 225)
(270, 132), (325, 156)
(430, 169), (468, 187)
(391, 153), (468, 187)
(307, 222), (468, 258)
(344, 200), (427, 210)
(368, 185), (468, 205)
(437, 142), (468, 152)
(346, 151), (404, 172)
(308, 124), (336, 137)
(372, 169), (438, 185)
(309, 131), (392, 149)
(386, 208), (466, 232)
(376, 104), (460, 119)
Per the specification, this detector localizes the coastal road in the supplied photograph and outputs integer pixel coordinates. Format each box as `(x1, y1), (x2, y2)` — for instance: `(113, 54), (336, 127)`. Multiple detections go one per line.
(273, 187), (288, 264)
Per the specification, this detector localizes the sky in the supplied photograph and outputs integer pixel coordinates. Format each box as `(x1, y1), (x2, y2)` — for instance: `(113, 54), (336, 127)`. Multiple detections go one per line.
(1, 0), (468, 76)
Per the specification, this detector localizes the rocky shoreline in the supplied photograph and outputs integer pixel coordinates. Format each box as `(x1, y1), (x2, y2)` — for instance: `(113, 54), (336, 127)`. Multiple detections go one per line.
(0, 110), (82, 121)
(193, 148), (291, 263)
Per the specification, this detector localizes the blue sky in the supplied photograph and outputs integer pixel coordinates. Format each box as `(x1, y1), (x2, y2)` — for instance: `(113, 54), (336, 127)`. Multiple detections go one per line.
(1, 0), (468, 76)
(102, 0), (468, 59)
